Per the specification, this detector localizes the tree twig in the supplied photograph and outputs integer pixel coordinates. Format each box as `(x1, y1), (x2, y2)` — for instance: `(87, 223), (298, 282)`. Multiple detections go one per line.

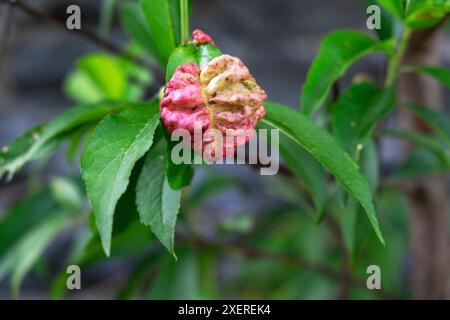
(0, 0), (164, 82)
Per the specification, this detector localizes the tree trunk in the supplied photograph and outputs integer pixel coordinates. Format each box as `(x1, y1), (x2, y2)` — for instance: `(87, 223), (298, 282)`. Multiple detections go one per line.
(397, 26), (450, 299)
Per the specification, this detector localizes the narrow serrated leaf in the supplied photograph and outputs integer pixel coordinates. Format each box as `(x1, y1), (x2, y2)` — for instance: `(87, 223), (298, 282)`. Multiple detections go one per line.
(136, 138), (181, 257)
(81, 101), (160, 256)
(0, 102), (130, 180)
(263, 101), (385, 245)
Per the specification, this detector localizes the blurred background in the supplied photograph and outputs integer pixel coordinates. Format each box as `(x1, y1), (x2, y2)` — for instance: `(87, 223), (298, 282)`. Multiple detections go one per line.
(0, 0), (449, 299)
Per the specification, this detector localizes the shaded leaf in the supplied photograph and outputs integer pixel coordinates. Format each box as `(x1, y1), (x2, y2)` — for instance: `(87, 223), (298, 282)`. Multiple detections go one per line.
(263, 101), (385, 245)
(148, 247), (198, 299)
(141, 0), (177, 62)
(377, 0), (405, 19)
(390, 146), (449, 180)
(403, 65), (450, 89)
(136, 138), (181, 256)
(0, 214), (71, 298)
(121, 1), (166, 66)
(81, 101), (160, 256)
(382, 129), (450, 166)
(403, 104), (450, 143)
(332, 82), (396, 157)
(197, 43), (223, 68)
(165, 44), (198, 81)
(300, 31), (394, 116)
(258, 121), (327, 217)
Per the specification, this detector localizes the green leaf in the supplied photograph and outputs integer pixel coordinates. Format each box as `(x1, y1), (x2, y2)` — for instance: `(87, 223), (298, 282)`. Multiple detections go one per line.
(0, 188), (59, 259)
(362, 140), (380, 192)
(332, 82), (396, 156)
(405, 0), (450, 29)
(0, 214), (71, 298)
(165, 43), (224, 81)
(262, 101), (385, 245)
(167, 160), (194, 190)
(141, 0), (177, 62)
(390, 146), (449, 180)
(169, 0), (182, 46)
(377, 0), (405, 19)
(0, 101), (129, 180)
(81, 101), (160, 256)
(136, 137), (181, 256)
(402, 104), (450, 143)
(338, 196), (360, 255)
(366, 0), (402, 40)
(258, 121), (327, 217)
(165, 44), (198, 81)
(300, 30), (394, 116)
(50, 177), (84, 211)
(197, 43), (223, 68)
(188, 173), (249, 209)
(66, 53), (150, 104)
(403, 65), (450, 89)
(120, 1), (165, 66)
(148, 247), (198, 299)
(77, 54), (127, 101)
(49, 227), (92, 300)
(382, 129), (450, 166)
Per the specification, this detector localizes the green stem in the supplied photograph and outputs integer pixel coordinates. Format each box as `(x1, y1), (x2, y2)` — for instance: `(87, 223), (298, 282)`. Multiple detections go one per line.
(386, 26), (412, 86)
(180, 0), (189, 44)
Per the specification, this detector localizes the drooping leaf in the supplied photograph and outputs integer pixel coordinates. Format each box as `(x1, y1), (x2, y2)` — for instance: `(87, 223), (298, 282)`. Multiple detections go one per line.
(300, 31), (394, 116)
(0, 102), (130, 180)
(402, 104), (450, 143)
(141, 0), (177, 62)
(81, 101), (160, 256)
(263, 101), (385, 245)
(120, 1), (166, 66)
(136, 137), (181, 257)
(403, 65), (450, 89)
